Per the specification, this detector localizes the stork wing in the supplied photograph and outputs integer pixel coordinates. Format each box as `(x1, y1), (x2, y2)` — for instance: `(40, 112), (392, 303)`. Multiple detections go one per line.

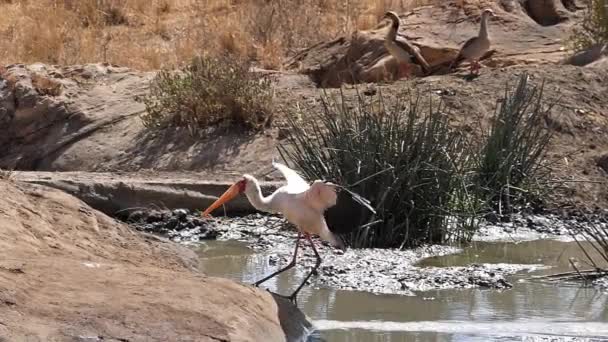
(272, 162), (310, 193)
(303, 180), (338, 212)
(394, 36), (430, 72)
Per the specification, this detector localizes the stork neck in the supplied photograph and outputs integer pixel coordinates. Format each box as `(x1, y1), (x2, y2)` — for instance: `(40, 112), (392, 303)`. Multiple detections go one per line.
(244, 179), (273, 213)
(479, 15), (490, 39)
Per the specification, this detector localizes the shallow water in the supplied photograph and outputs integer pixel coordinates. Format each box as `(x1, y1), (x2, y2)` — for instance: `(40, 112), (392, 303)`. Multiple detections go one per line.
(194, 239), (608, 342)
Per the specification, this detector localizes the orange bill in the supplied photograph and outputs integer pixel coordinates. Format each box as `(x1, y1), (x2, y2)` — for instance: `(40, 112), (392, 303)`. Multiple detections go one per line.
(202, 182), (243, 217)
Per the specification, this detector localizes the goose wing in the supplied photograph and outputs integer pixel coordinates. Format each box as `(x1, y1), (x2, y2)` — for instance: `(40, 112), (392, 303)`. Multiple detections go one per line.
(394, 36), (431, 72)
(455, 36), (478, 59)
(449, 36), (478, 69)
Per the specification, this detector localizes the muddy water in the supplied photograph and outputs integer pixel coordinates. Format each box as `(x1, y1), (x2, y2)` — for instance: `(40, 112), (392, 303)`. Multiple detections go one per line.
(194, 240), (608, 342)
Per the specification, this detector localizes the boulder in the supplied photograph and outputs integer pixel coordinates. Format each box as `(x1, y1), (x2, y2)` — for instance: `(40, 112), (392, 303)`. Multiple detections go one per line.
(0, 179), (309, 341)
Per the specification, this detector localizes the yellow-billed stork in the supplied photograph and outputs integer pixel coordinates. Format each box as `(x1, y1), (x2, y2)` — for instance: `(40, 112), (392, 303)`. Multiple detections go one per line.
(202, 161), (375, 301)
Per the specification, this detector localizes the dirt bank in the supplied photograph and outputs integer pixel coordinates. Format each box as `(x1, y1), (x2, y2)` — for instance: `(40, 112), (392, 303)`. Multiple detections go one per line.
(0, 179), (309, 341)
(287, 0), (586, 86)
(13, 170), (283, 216)
(0, 1), (607, 208)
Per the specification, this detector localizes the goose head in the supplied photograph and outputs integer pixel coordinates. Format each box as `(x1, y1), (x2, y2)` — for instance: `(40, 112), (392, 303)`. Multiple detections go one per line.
(481, 8), (496, 19)
(382, 11), (401, 28)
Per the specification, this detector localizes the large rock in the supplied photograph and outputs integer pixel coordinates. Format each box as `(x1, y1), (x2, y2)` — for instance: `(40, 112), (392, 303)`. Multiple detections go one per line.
(285, 0), (584, 87)
(0, 179), (307, 341)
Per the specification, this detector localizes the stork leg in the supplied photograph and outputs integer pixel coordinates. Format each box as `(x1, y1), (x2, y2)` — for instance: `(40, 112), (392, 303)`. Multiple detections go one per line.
(253, 232), (301, 287)
(287, 233), (322, 303)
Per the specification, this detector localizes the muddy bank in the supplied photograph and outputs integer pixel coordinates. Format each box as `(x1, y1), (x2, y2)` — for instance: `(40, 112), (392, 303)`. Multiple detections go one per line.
(122, 210), (607, 294)
(14, 170), (282, 215)
(125, 208), (603, 244)
(0, 179), (311, 342)
(474, 212), (608, 242)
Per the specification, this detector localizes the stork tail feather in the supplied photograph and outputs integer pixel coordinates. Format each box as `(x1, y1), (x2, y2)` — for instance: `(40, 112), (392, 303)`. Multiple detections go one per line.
(319, 228), (346, 250)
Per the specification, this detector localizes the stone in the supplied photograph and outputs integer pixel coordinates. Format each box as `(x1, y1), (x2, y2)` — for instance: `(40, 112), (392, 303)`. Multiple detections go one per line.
(165, 217), (179, 230)
(173, 208), (189, 221)
(146, 211), (163, 223)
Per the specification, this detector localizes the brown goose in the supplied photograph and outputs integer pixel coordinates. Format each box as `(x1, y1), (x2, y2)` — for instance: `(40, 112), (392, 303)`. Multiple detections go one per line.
(382, 11), (431, 79)
(449, 8), (496, 75)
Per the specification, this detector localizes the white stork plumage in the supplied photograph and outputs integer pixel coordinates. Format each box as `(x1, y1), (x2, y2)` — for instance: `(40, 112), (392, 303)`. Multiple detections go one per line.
(202, 161), (375, 301)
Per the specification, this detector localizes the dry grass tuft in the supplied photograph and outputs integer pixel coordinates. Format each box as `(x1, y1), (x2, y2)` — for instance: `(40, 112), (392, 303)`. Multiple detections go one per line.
(137, 54), (274, 133)
(569, 0), (608, 51)
(0, 0), (441, 70)
(31, 73), (62, 96)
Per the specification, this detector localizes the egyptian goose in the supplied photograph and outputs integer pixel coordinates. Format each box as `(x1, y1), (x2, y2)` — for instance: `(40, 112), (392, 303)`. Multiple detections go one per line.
(449, 8), (496, 75)
(382, 11), (431, 79)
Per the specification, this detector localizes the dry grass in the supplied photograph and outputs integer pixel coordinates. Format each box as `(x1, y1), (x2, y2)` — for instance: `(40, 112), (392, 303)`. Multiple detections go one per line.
(569, 0), (608, 51)
(32, 73), (62, 96)
(0, 65), (18, 90)
(0, 0), (440, 71)
(138, 54), (274, 133)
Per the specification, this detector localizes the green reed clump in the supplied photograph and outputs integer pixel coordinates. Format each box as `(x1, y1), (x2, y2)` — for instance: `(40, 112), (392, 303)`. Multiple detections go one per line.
(279, 74), (554, 249)
(473, 73), (553, 214)
(279, 89), (478, 248)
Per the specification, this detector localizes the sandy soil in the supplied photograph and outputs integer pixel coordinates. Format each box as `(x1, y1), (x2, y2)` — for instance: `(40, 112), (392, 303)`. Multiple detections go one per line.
(0, 179), (291, 342)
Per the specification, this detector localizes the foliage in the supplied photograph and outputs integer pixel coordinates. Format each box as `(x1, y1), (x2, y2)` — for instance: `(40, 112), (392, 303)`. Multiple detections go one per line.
(565, 212), (608, 282)
(473, 73), (554, 214)
(575, 215), (608, 271)
(0, 0), (441, 70)
(279, 89), (477, 248)
(279, 74), (554, 249)
(138, 54), (273, 134)
(570, 0), (608, 51)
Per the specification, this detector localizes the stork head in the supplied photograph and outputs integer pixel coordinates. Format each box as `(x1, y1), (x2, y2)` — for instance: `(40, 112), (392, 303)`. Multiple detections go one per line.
(201, 176), (249, 217)
(481, 8), (496, 18)
(382, 11), (401, 26)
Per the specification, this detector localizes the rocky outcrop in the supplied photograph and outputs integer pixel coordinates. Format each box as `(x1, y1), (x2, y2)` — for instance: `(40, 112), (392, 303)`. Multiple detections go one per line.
(13, 170), (281, 216)
(0, 63), (281, 173)
(0, 179), (310, 341)
(285, 0), (585, 87)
